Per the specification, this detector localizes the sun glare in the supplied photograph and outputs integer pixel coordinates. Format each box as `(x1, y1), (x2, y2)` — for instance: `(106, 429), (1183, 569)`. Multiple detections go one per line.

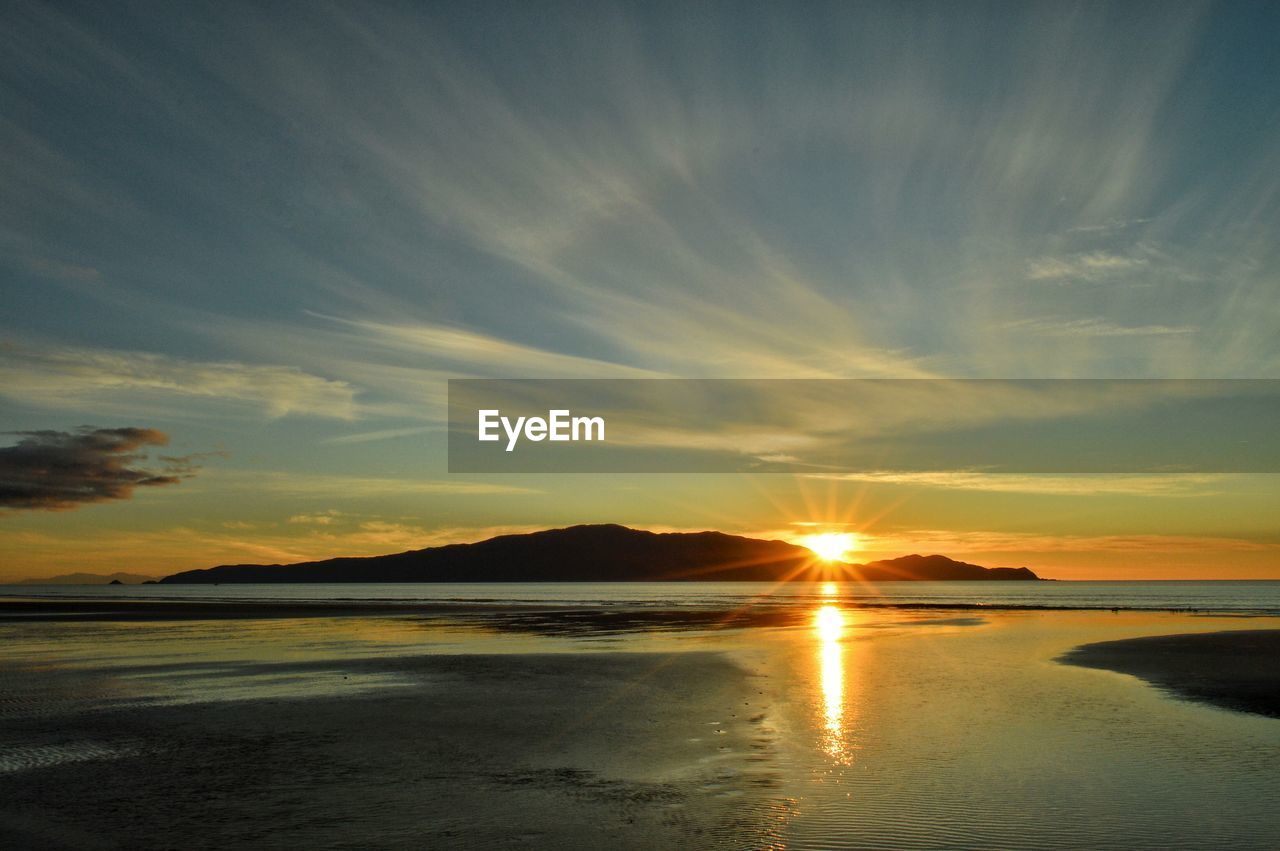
(815, 603), (849, 762)
(815, 604), (845, 642)
(799, 532), (859, 562)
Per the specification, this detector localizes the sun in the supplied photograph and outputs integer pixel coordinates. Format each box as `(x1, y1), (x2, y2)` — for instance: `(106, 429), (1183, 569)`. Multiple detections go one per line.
(799, 532), (859, 562)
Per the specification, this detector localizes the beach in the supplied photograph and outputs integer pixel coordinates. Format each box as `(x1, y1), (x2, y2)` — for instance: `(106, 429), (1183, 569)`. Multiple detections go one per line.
(1060, 630), (1280, 719)
(1, 650), (780, 849)
(2, 592), (1279, 849)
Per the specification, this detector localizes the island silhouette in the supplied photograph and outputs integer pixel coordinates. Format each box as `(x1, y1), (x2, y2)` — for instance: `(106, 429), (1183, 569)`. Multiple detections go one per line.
(159, 524), (1040, 583)
(17, 571), (158, 585)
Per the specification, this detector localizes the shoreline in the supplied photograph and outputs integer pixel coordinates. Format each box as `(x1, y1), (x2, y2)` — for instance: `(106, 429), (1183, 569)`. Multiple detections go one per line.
(1060, 630), (1280, 719)
(3, 596), (1276, 623)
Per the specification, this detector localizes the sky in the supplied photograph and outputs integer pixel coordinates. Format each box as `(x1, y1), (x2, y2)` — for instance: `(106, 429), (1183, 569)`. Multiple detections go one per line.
(2, 0), (1279, 580)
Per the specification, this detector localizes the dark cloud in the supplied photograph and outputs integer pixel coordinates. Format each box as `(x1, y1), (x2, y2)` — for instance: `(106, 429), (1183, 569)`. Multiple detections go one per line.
(0, 427), (199, 511)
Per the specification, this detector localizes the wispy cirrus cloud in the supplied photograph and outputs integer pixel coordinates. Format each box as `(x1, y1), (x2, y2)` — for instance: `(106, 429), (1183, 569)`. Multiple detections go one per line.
(310, 314), (660, 378)
(0, 342), (357, 419)
(1066, 217), (1152, 235)
(205, 469), (538, 497)
(11, 1), (1276, 390)
(21, 255), (101, 282)
(318, 426), (439, 445)
(287, 509), (342, 525)
(1001, 317), (1198, 338)
(806, 470), (1227, 497)
(1026, 250), (1148, 281)
(6, 2), (1279, 390)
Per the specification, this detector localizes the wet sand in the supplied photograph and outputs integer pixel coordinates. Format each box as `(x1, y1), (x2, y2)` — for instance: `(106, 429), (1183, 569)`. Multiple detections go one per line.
(5, 600), (1280, 849)
(0, 596), (804, 631)
(1060, 630), (1280, 718)
(0, 651), (784, 849)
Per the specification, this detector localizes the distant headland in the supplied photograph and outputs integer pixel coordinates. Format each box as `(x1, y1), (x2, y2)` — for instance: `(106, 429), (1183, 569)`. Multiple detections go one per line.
(159, 524), (1041, 584)
(16, 571), (158, 586)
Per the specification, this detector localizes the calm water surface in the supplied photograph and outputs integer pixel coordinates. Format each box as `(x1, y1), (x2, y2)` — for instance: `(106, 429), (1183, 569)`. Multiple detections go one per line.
(1, 583), (1278, 849)
(6, 579), (1280, 614)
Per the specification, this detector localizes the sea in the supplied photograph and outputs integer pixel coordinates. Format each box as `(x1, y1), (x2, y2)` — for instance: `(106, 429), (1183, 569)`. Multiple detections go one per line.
(4, 579), (1280, 615)
(2, 580), (1278, 849)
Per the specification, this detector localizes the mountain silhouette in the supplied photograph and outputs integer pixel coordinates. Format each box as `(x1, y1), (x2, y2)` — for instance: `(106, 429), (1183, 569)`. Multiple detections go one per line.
(159, 524), (1040, 583)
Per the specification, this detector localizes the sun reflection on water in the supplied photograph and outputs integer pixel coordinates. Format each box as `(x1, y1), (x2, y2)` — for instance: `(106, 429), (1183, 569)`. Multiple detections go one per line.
(814, 603), (851, 763)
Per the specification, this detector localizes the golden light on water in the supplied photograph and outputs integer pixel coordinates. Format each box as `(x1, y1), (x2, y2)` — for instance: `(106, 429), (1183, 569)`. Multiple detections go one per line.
(815, 604), (845, 641)
(815, 604), (849, 762)
(799, 532), (860, 562)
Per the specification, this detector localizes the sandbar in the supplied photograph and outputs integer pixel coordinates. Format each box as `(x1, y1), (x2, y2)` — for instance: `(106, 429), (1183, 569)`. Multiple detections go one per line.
(1060, 630), (1280, 719)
